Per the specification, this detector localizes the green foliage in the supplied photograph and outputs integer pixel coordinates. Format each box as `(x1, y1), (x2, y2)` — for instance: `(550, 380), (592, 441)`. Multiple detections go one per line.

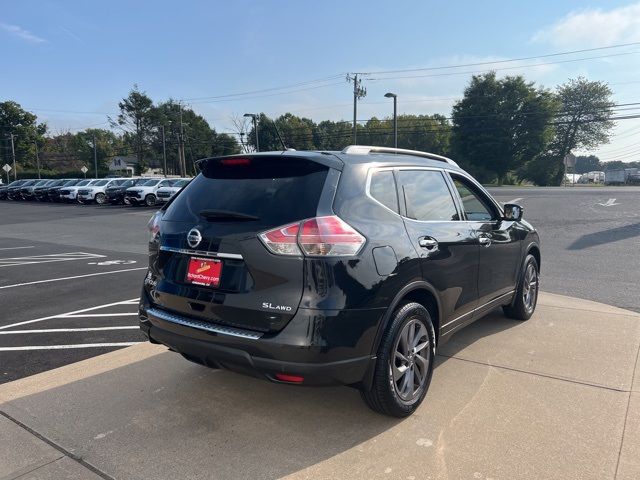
(574, 155), (602, 174)
(0, 101), (47, 171)
(451, 72), (557, 185)
(522, 78), (614, 186)
(111, 85), (157, 170)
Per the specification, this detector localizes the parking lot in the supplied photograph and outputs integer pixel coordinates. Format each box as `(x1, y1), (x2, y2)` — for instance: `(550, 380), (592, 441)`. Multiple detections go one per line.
(0, 187), (639, 479)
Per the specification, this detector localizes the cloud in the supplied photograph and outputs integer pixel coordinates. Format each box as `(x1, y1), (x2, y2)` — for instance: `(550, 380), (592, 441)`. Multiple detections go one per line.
(531, 3), (640, 48)
(0, 22), (47, 44)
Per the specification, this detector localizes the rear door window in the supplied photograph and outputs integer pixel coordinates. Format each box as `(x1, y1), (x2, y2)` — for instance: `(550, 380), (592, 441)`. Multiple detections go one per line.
(369, 170), (399, 213)
(397, 170), (459, 221)
(164, 157), (329, 228)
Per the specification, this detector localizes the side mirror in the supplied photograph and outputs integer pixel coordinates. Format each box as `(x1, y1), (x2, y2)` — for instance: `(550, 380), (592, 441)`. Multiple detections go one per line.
(504, 203), (523, 221)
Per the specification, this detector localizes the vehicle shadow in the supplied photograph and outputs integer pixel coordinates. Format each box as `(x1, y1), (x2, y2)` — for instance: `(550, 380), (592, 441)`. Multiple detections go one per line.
(567, 222), (640, 250)
(435, 308), (523, 361)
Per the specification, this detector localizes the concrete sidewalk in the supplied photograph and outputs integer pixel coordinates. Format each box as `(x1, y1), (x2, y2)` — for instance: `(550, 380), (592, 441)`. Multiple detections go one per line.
(1, 292), (639, 480)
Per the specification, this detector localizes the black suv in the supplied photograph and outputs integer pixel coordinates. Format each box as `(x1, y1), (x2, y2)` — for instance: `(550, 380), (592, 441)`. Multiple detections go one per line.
(139, 146), (540, 417)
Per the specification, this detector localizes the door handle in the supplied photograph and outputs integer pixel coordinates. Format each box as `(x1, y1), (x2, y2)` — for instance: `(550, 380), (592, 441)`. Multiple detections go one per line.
(418, 237), (438, 250)
(478, 233), (492, 247)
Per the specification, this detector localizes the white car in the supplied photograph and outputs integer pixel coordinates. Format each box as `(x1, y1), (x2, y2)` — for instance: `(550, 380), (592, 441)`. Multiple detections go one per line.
(124, 178), (178, 206)
(77, 178), (129, 205)
(155, 178), (190, 204)
(59, 179), (101, 203)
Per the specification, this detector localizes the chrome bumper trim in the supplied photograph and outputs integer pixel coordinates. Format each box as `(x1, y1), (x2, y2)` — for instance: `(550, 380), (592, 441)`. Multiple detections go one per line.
(147, 307), (262, 340)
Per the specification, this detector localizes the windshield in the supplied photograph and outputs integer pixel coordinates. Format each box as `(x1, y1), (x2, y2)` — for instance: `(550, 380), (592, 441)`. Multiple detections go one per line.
(174, 179), (189, 187)
(76, 180), (91, 186)
(141, 179), (160, 186)
(93, 180), (109, 186)
(119, 180), (136, 188)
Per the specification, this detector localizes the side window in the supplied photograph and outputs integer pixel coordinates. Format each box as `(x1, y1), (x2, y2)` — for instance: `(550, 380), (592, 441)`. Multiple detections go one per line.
(369, 170), (399, 213)
(451, 176), (495, 221)
(397, 170), (459, 221)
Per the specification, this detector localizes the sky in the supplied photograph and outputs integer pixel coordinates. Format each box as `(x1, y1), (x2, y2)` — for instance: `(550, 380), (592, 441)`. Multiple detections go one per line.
(2, 0), (640, 162)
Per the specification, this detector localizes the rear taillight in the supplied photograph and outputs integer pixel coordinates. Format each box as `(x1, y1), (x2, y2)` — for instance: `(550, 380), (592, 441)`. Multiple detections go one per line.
(259, 215), (365, 257)
(259, 223), (301, 256)
(147, 211), (162, 241)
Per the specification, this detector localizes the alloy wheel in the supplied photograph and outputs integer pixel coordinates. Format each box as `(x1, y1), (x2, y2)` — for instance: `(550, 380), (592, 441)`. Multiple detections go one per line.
(390, 318), (431, 403)
(523, 262), (538, 311)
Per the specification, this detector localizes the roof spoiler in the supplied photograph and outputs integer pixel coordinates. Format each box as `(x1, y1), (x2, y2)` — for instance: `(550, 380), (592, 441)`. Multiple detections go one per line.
(341, 145), (458, 167)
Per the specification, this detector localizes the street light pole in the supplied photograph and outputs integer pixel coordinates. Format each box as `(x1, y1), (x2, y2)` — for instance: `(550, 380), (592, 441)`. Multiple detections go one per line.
(92, 134), (98, 178)
(384, 93), (398, 149)
(160, 125), (167, 177)
(244, 113), (259, 152)
(9, 133), (16, 181)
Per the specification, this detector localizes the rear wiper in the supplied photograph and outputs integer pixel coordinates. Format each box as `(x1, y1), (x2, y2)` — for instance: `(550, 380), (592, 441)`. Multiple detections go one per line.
(199, 209), (259, 221)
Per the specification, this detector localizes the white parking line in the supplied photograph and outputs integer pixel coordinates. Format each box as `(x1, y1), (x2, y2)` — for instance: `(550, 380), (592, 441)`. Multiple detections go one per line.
(504, 197), (523, 204)
(0, 342), (144, 351)
(0, 246), (35, 251)
(0, 326), (140, 335)
(0, 267), (147, 290)
(0, 252), (106, 268)
(0, 298), (139, 331)
(59, 313), (138, 318)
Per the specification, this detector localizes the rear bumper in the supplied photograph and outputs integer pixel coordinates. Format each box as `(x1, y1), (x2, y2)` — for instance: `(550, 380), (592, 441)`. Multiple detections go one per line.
(138, 288), (382, 386)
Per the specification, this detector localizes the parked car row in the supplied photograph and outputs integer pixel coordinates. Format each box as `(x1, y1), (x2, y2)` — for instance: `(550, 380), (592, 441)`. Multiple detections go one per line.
(0, 177), (190, 206)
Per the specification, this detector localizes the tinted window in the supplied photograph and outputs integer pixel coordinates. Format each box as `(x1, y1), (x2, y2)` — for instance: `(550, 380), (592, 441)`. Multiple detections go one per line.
(397, 170), (458, 221)
(370, 170), (398, 212)
(451, 176), (494, 221)
(120, 179), (135, 188)
(164, 157), (329, 227)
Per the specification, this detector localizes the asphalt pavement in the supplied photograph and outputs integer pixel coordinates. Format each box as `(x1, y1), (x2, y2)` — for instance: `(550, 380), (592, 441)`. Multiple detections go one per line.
(488, 186), (640, 312)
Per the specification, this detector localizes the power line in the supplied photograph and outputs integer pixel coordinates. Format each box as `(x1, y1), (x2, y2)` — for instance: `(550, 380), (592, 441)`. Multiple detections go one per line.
(364, 41), (640, 75)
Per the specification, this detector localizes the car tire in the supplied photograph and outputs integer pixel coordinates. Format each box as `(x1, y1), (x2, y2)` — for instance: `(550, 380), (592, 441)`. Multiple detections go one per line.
(360, 302), (436, 417)
(145, 194), (156, 207)
(95, 193), (106, 205)
(503, 254), (539, 321)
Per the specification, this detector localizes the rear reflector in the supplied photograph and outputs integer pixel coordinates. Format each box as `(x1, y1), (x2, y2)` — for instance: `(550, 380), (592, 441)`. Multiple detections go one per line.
(274, 373), (304, 383)
(259, 215), (365, 257)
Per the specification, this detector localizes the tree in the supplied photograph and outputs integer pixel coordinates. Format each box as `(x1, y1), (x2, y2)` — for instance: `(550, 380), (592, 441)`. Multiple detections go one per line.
(111, 85), (156, 172)
(522, 78), (614, 186)
(451, 73), (557, 184)
(574, 155), (602, 174)
(0, 101), (47, 174)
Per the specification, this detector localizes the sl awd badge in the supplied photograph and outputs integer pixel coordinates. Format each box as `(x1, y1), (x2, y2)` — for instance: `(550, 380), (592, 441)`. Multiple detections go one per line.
(187, 228), (202, 248)
(262, 302), (293, 312)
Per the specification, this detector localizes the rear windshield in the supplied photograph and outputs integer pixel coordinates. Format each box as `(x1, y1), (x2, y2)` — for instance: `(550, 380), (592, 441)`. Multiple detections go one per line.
(163, 156), (329, 226)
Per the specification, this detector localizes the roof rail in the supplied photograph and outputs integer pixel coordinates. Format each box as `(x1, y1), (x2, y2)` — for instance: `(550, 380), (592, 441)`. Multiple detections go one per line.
(341, 145), (458, 167)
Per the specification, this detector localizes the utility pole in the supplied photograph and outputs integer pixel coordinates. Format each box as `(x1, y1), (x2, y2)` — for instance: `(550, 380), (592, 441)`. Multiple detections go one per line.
(92, 134), (98, 178)
(9, 133), (17, 181)
(34, 141), (41, 179)
(347, 74), (367, 145)
(179, 104), (186, 176)
(160, 125), (167, 178)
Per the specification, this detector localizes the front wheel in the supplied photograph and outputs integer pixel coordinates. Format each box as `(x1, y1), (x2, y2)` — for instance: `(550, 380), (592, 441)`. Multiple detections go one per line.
(145, 194), (156, 207)
(503, 254), (539, 320)
(95, 193), (106, 205)
(360, 302), (436, 417)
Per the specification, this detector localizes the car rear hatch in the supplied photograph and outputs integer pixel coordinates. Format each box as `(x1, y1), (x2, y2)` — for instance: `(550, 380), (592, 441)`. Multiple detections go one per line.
(150, 154), (340, 333)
